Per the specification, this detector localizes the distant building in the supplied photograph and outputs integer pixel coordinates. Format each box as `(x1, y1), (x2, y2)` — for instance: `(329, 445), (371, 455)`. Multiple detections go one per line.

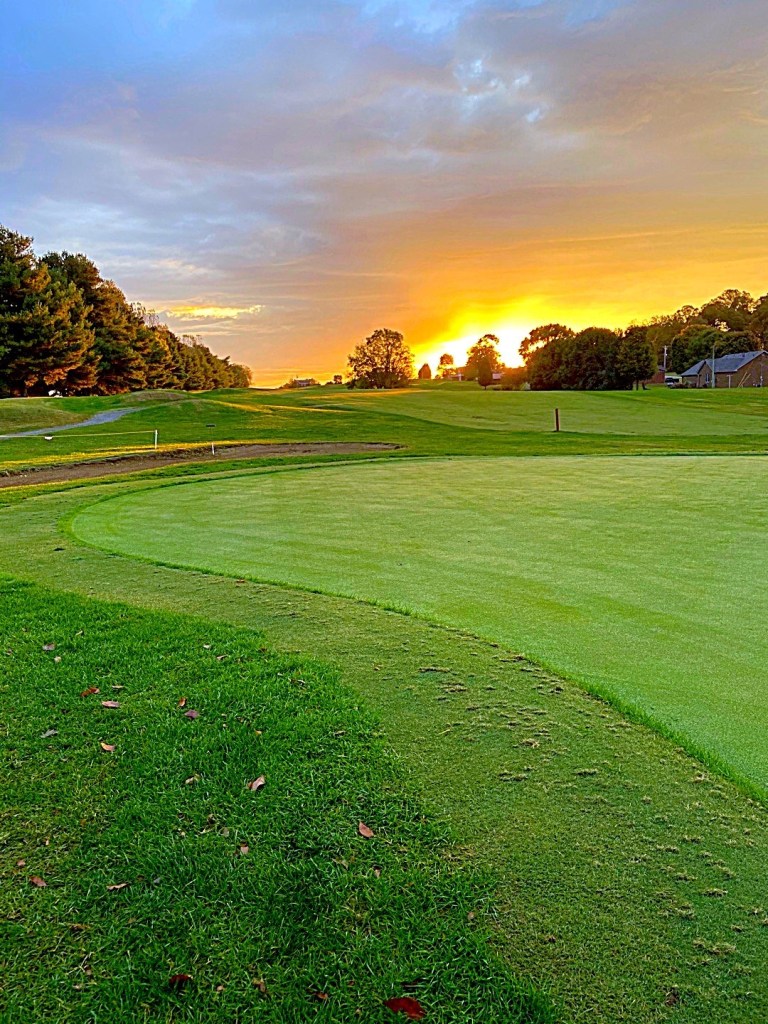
(284, 377), (319, 389)
(681, 351), (768, 388)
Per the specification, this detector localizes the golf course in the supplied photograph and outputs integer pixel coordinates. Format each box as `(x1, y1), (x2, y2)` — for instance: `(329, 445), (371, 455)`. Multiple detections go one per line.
(4, 383), (768, 1023)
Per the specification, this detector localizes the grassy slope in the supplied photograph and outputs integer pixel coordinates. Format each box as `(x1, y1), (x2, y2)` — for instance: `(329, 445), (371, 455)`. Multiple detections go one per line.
(4, 483), (768, 1023)
(0, 577), (552, 1024)
(2, 385), (768, 470)
(68, 456), (768, 793)
(314, 382), (768, 436)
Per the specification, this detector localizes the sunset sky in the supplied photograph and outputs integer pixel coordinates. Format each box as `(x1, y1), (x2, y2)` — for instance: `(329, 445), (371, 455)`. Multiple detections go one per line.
(2, 1), (767, 384)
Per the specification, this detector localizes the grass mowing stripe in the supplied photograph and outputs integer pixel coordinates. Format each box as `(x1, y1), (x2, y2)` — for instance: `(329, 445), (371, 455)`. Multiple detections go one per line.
(0, 578), (554, 1023)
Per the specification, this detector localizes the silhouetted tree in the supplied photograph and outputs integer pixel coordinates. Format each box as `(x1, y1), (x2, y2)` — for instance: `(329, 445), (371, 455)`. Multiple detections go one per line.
(477, 356), (494, 389)
(466, 334), (502, 378)
(437, 353), (454, 377)
(347, 328), (413, 389)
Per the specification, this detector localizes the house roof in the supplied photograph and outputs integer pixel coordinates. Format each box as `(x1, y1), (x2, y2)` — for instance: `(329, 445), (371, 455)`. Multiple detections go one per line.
(681, 359), (707, 377)
(682, 350), (765, 376)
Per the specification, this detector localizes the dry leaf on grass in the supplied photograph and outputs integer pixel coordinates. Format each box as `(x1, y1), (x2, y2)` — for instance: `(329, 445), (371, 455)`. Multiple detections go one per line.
(384, 996), (426, 1019)
(169, 973), (192, 990)
(80, 687), (100, 697)
(358, 821), (375, 839)
(106, 882), (129, 892)
(248, 776), (266, 792)
(101, 700), (120, 709)
(42, 643), (56, 652)
(29, 876), (47, 888)
(41, 729), (58, 739)
(100, 742), (116, 752)
(177, 697), (187, 708)
(184, 709), (200, 720)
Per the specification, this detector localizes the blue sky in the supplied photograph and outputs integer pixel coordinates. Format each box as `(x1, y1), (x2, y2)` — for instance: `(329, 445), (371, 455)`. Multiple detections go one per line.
(2, 1), (767, 382)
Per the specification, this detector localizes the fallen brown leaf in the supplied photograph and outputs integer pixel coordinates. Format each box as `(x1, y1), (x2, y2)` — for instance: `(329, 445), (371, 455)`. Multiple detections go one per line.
(177, 697), (187, 708)
(101, 700), (120, 709)
(203, 644), (212, 650)
(252, 978), (267, 994)
(384, 996), (425, 1019)
(216, 654), (227, 661)
(169, 973), (192, 990)
(42, 643), (56, 652)
(54, 656), (62, 664)
(81, 686), (100, 697)
(29, 876), (47, 888)
(374, 866), (382, 878)
(315, 992), (329, 1001)
(248, 776), (266, 792)
(100, 742), (116, 752)
(16, 859), (26, 867)
(239, 844), (250, 856)
(41, 729), (58, 739)
(358, 821), (375, 839)
(184, 775), (200, 786)
(106, 882), (129, 892)
(184, 709), (200, 720)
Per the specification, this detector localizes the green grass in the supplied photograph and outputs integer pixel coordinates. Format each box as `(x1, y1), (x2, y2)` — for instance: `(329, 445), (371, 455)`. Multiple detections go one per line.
(7, 387), (768, 1022)
(3, 386), (768, 471)
(69, 455), (768, 794)
(314, 383), (768, 436)
(5, 480), (768, 1022)
(0, 577), (553, 1023)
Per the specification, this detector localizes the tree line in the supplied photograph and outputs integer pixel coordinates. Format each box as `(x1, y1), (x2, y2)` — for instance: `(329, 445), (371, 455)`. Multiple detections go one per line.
(0, 226), (251, 397)
(517, 289), (768, 390)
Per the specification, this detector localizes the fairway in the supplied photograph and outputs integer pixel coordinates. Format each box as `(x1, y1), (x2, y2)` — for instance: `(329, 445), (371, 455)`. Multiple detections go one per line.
(72, 455), (768, 792)
(315, 385), (768, 435)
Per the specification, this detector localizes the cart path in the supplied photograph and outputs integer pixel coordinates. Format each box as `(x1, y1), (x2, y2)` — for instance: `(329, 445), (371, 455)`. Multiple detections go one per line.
(0, 406), (142, 440)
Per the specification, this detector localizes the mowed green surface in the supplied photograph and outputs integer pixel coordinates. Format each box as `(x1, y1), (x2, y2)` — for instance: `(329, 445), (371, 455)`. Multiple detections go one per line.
(72, 455), (768, 791)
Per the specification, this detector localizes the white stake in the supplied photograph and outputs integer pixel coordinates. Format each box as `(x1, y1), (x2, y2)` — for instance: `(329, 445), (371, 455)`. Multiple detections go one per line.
(154, 429), (158, 450)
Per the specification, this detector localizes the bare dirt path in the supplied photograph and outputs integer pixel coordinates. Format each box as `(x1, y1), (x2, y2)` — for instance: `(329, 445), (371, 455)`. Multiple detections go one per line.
(0, 442), (400, 488)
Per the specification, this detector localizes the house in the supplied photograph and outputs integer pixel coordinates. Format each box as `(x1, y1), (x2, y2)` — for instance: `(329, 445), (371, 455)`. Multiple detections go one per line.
(681, 350), (768, 389)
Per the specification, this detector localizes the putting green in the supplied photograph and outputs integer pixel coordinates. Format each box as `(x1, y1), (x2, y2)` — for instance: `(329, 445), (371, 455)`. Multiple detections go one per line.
(72, 455), (768, 790)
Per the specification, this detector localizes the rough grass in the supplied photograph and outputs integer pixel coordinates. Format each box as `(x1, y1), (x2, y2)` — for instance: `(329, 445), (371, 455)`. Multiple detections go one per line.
(5, 484), (768, 1022)
(69, 455), (768, 793)
(0, 577), (554, 1024)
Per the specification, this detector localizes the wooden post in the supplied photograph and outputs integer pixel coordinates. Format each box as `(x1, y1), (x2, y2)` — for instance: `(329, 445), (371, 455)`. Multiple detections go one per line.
(554, 407), (560, 433)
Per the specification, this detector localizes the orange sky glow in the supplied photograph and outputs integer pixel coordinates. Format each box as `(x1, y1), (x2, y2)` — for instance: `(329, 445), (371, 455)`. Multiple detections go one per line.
(6, 0), (767, 386)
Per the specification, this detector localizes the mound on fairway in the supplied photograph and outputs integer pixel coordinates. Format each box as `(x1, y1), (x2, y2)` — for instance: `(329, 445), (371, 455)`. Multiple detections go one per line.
(71, 455), (768, 793)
